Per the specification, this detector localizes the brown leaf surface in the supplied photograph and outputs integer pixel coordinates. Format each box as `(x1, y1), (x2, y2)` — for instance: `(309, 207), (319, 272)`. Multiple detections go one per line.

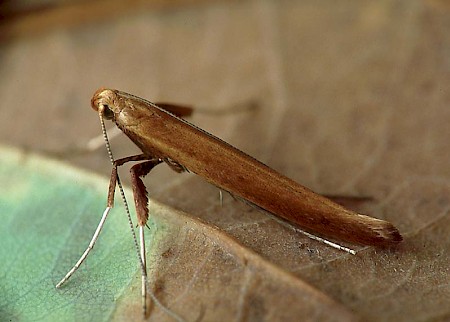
(112, 202), (357, 322)
(1, 1), (449, 321)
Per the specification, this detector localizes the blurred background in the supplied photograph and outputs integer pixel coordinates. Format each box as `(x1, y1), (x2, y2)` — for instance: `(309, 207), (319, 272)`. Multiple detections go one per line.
(0, 1), (449, 321)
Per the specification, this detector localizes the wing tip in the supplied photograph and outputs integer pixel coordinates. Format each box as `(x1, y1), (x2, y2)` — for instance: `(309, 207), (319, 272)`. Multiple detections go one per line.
(370, 220), (403, 246)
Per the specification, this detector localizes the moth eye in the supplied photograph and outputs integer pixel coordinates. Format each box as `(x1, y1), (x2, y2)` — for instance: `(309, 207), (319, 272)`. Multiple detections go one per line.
(101, 104), (114, 120)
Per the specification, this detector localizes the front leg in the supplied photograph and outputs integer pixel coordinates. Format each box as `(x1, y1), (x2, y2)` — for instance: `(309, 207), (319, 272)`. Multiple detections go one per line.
(56, 155), (156, 289)
(107, 154), (149, 207)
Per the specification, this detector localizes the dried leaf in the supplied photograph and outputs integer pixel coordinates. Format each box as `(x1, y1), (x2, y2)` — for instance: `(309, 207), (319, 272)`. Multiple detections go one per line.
(0, 2), (449, 321)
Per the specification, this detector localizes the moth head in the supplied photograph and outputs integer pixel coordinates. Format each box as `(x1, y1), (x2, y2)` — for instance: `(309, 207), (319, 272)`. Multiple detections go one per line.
(91, 88), (117, 120)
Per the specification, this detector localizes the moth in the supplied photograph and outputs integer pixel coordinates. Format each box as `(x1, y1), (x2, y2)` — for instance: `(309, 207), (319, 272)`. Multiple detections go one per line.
(57, 88), (402, 317)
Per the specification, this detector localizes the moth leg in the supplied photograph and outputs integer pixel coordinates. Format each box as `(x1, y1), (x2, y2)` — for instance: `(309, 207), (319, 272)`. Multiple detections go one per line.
(164, 158), (188, 173)
(55, 154), (149, 289)
(113, 157), (181, 318)
(129, 160), (163, 317)
(107, 154), (148, 207)
(129, 160), (162, 226)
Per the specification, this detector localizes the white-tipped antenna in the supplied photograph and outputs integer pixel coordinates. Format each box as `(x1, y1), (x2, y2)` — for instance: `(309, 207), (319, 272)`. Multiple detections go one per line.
(56, 106), (184, 321)
(269, 213), (357, 255)
(55, 206), (113, 288)
(228, 194), (357, 255)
